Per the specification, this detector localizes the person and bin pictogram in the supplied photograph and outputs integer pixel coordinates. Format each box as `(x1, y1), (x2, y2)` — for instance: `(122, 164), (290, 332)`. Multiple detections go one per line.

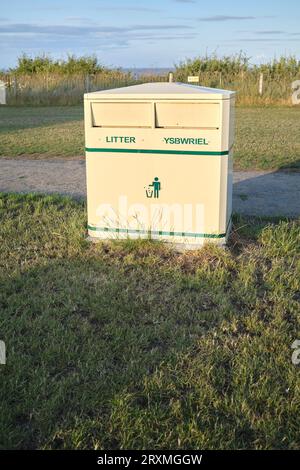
(145, 177), (161, 198)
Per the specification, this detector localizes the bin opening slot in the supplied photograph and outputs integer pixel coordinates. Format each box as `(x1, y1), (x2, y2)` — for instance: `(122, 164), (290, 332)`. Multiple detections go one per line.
(155, 102), (220, 129)
(91, 102), (152, 128)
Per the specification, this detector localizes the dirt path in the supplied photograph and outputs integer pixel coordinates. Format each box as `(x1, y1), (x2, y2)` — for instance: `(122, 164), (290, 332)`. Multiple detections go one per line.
(0, 158), (299, 217)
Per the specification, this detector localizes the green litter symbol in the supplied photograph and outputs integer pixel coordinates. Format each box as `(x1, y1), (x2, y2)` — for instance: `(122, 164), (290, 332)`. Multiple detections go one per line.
(145, 177), (161, 198)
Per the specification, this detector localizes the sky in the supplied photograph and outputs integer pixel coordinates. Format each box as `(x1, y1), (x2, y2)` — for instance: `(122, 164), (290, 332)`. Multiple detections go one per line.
(0, 0), (300, 70)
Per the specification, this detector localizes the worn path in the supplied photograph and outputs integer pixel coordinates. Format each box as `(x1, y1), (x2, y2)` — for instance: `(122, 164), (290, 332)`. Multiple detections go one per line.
(0, 158), (299, 217)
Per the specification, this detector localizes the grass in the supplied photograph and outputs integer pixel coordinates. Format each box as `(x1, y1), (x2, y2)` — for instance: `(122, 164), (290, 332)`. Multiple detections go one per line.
(2, 72), (143, 106)
(0, 106), (83, 158)
(0, 193), (299, 449)
(234, 107), (300, 170)
(1, 105), (300, 170)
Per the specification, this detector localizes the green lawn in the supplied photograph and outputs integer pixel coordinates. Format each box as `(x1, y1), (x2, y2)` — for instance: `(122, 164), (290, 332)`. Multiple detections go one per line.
(0, 193), (299, 449)
(0, 106), (300, 170)
(0, 106), (84, 159)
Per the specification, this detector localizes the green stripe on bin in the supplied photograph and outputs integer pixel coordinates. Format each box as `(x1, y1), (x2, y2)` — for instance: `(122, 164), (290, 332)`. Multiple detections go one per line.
(85, 147), (229, 156)
(87, 225), (226, 239)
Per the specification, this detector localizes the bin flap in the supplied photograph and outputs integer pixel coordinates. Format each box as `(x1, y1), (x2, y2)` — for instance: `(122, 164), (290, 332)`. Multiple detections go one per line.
(91, 101), (152, 127)
(155, 102), (219, 128)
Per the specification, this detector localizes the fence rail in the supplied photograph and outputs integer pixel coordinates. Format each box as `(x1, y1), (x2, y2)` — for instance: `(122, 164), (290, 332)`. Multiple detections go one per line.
(0, 70), (299, 106)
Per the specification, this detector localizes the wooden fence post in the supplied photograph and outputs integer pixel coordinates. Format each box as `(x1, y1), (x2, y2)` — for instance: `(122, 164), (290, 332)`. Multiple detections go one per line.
(259, 73), (264, 96)
(0, 80), (6, 105)
(85, 74), (90, 92)
(168, 72), (173, 83)
(13, 76), (18, 99)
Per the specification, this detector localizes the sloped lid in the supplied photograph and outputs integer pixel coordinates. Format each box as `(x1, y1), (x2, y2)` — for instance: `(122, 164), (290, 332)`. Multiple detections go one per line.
(84, 82), (235, 100)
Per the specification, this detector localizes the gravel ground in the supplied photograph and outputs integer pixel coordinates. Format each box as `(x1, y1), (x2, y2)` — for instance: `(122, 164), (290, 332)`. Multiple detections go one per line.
(0, 158), (299, 217)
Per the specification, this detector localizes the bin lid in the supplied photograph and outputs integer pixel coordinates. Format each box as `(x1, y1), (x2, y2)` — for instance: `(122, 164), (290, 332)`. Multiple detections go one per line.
(84, 82), (235, 100)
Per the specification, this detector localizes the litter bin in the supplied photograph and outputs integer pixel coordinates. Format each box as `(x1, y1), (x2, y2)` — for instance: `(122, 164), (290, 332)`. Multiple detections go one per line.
(84, 82), (235, 249)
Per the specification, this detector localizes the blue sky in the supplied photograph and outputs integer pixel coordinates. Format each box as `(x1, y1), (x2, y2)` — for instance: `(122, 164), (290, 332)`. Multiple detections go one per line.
(0, 0), (300, 69)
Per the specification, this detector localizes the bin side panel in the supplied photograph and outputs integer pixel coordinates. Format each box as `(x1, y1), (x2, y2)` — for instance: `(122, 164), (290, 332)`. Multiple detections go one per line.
(226, 149), (233, 228)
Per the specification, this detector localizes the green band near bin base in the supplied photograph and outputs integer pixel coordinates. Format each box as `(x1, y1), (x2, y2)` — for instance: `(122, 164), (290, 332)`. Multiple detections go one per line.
(87, 225), (226, 239)
(85, 147), (229, 156)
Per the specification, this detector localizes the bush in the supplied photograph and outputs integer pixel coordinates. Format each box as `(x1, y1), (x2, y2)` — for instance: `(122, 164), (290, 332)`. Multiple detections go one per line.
(10, 53), (106, 75)
(174, 52), (249, 80)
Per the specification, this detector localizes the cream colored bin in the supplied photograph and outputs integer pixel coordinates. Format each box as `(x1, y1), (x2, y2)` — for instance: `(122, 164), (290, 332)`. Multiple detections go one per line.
(84, 82), (235, 249)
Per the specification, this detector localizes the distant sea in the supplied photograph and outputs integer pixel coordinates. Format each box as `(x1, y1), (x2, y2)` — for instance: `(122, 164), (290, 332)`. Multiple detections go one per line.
(122, 67), (174, 77)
